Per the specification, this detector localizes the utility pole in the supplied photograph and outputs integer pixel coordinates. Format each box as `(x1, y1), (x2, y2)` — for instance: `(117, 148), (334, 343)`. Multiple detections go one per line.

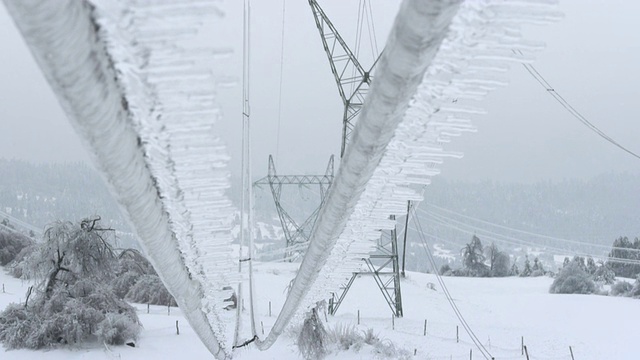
(401, 201), (412, 277)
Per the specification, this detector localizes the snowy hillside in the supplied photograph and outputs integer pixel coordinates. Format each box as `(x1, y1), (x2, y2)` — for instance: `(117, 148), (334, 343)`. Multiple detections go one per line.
(2, 262), (637, 359)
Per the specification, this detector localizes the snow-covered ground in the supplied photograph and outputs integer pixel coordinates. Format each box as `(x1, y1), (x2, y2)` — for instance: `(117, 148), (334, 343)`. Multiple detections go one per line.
(1, 263), (637, 359)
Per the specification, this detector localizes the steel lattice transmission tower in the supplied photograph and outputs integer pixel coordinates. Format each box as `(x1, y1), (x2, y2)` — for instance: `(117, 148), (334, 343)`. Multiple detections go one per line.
(309, 0), (404, 317)
(308, 0), (380, 158)
(255, 155), (334, 261)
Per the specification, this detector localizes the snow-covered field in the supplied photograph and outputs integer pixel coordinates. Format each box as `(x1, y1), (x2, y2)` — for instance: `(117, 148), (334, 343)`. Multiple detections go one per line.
(1, 263), (637, 359)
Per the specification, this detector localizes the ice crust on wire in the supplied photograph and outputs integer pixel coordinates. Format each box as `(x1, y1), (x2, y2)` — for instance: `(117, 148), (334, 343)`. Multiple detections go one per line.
(4, 0), (237, 358)
(300, 0), (561, 319)
(92, 0), (240, 355)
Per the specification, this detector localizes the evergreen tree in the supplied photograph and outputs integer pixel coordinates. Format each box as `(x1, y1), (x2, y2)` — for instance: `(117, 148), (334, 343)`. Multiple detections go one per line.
(607, 236), (640, 278)
(586, 257), (597, 276)
(510, 262), (520, 276)
(520, 256), (532, 277)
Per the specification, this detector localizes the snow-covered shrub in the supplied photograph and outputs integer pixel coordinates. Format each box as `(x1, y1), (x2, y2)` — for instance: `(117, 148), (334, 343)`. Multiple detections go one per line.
(439, 264), (452, 275)
(297, 307), (328, 360)
(549, 262), (596, 294)
(372, 338), (411, 360)
(97, 313), (139, 345)
(324, 324), (409, 359)
(0, 230), (34, 266)
(610, 280), (633, 296)
(0, 218), (141, 349)
(593, 263), (616, 285)
(530, 269), (545, 277)
(6, 244), (35, 279)
(126, 274), (177, 306)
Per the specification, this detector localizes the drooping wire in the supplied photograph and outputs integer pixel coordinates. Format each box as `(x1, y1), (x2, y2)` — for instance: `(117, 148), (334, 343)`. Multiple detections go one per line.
(423, 204), (640, 255)
(275, 0), (286, 165)
(517, 49), (640, 161)
(421, 207), (640, 266)
(412, 206), (494, 360)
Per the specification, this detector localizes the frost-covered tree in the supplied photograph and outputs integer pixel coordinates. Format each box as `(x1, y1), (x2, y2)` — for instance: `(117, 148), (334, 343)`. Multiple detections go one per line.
(461, 235), (487, 275)
(0, 229), (34, 266)
(607, 236), (640, 278)
(509, 262), (520, 276)
(126, 274), (176, 306)
(593, 261), (615, 285)
(111, 248), (176, 306)
(531, 257), (545, 277)
(491, 251), (511, 277)
(586, 257), (597, 275)
(111, 248), (156, 298)
(485, 242), (510, 277)
(0, 218), (140, 349)
(549, 261), (596, 294)
(520, 256), (532, 277)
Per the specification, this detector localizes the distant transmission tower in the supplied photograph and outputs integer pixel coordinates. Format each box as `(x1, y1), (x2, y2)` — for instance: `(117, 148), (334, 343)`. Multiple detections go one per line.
(309, 0), (405, 317)
(255, 155), (334, 261)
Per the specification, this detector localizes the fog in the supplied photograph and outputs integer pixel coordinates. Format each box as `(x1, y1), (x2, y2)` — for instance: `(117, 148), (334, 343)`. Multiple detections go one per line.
(1, 0), (638, 183)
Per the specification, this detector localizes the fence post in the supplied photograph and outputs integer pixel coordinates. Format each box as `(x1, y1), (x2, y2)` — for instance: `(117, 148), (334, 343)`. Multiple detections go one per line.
(261, 321), (265, 335)
(269, 301), (272, 317)
(524, 345), (530, 360)
(392, 315), (395, 330)
(456, 326), (459, 343)
(176, 320), (179, 335)
(423, 319), (427, 336)
(167, 303), (170, 316)
(521, 336), (524, 355)
(469, 349), (472, 360)
(569, 346), (575, 360)
(357, 310), (360, 325)
(147, 303), (150, 314)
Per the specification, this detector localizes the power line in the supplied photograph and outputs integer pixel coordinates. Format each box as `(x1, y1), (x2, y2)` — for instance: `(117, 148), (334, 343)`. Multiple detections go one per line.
(274, 0), (286, 164)
(422, 204), (640, 255)
(412, 206), (494, 360)
(422, 209), (640, 266)
(517, 49), (640, 161)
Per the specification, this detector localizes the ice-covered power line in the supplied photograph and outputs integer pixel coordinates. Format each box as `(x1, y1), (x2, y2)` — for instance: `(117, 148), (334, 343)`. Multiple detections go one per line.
(517, 49), (640, 160)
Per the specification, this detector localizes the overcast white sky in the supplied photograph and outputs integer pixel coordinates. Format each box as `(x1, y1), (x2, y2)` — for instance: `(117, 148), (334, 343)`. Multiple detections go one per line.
(0, 0), (638, 183)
